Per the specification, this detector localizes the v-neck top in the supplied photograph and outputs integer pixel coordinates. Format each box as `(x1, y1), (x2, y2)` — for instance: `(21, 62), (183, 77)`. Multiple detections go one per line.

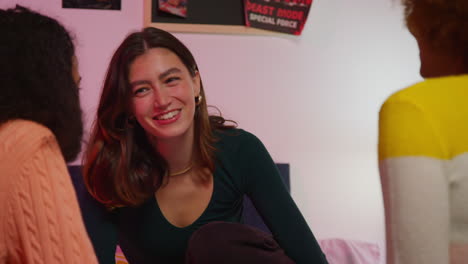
(90, 128), (327, 264)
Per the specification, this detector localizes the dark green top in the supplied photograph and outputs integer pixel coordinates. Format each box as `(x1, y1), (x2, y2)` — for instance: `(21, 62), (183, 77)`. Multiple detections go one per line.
(91, 129), (327, 264)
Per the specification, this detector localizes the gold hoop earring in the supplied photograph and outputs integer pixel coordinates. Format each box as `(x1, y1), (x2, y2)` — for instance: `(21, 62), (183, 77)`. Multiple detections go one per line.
(195, 95), (203, 105)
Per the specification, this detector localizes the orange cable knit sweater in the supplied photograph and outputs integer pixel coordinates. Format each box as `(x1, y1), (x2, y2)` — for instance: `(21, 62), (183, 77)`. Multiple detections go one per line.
(0, 120), (97, 264)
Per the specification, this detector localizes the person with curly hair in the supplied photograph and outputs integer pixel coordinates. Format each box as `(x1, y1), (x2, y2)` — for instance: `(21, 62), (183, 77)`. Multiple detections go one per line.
(0, 6), (97, 263)
(378, 0), (468, 263)
(82, 27), (328, 264)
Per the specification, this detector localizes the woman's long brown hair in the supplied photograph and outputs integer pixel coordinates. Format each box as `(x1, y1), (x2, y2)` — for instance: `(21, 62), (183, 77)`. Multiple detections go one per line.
(83, 27), (234, 208)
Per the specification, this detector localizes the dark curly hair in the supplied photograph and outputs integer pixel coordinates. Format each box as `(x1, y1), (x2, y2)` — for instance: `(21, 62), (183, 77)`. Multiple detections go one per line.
(0, 5), (83, 162)
(402, 0), (468, 67)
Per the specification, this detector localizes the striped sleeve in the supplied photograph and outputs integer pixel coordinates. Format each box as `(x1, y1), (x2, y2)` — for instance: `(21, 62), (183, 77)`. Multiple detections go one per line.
(379, 100), (448, 160)
(378, 100), (450, 264)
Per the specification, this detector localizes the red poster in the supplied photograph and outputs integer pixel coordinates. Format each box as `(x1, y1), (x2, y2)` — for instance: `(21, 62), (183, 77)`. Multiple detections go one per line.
(158, 0), (188, 18)
(244, 0), (313, 35)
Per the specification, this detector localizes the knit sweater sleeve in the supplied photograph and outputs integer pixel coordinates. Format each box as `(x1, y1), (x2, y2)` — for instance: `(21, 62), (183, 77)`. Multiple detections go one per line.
(5, 136), (98, 264)
(237, 131), (328, 264)
(378, 100), (450, 264)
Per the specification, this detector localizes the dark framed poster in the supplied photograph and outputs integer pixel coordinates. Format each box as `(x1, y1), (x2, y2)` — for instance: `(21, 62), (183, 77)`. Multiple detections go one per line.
(144, 0), (278, 35)
(63, 0), (121, 10)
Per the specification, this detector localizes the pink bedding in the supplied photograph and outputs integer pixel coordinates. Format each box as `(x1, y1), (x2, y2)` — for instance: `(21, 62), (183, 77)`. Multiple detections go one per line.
(318, 238), (381, 264)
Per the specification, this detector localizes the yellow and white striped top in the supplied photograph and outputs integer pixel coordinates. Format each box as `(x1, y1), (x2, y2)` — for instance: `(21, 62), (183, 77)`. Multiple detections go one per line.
(379, 74), (468, 264)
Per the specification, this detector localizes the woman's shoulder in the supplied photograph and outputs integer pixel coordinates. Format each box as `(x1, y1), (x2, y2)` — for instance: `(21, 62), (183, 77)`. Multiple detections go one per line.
(214, 127), (260, 144)
(214, 127), (265, 155)
(2, 119), (54, 143)
(384, 74), (468, 106)
(0, 119), (56, 160)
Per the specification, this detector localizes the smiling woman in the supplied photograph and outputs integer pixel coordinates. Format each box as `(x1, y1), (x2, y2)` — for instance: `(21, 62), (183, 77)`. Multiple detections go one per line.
(83, 27), (328, 264)
(129, 48), (200, 141)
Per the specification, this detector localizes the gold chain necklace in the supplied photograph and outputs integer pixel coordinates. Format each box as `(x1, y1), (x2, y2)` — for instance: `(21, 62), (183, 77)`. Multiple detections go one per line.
(169, 163), (193, 177)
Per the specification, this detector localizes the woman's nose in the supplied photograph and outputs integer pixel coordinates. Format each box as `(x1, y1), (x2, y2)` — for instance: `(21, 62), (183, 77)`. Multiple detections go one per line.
(154, 89), (171, 108)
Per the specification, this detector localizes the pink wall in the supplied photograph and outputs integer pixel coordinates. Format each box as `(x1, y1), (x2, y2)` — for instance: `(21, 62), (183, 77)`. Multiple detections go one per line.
(1, 1), (423, 262)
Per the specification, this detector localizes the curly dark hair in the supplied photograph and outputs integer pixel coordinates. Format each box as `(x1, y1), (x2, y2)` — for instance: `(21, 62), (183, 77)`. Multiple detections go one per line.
(402, 0), (468, 67)
(0, 5), (83, 162)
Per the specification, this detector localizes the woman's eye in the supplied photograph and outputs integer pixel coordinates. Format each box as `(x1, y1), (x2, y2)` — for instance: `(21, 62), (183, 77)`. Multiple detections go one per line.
(133, 87), (149, 96)
(165, 76), (180, 84)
